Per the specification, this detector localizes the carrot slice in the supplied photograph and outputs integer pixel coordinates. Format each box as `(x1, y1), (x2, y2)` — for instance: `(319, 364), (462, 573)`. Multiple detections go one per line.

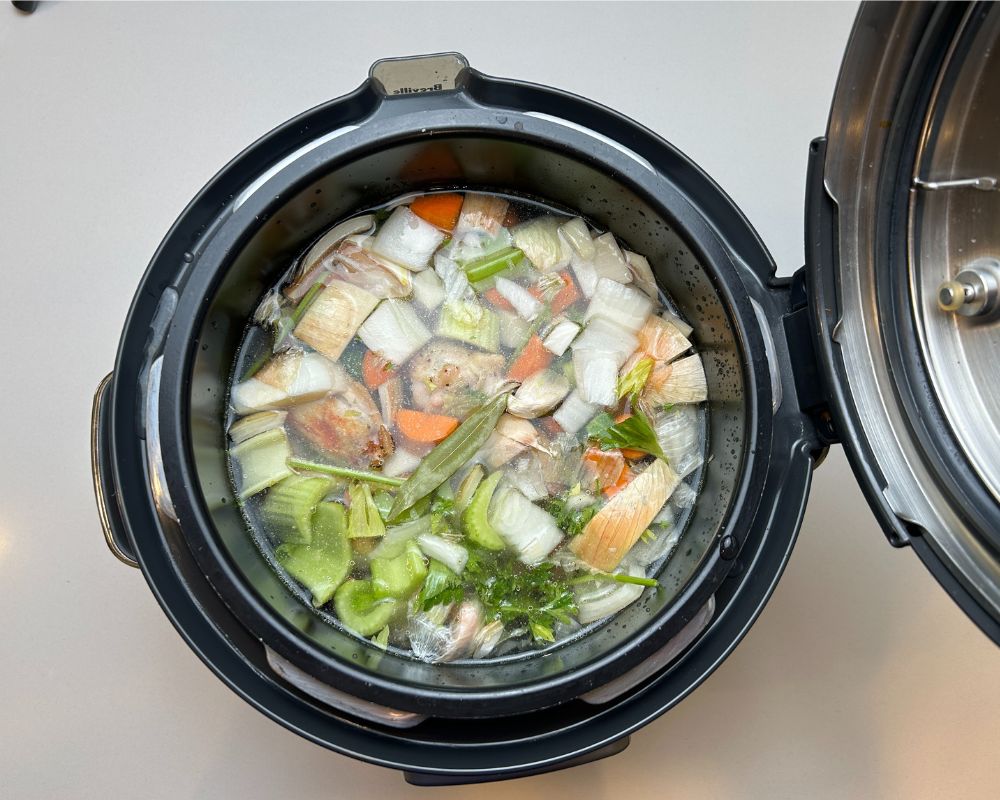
(409, 193), (464, 231)
(549, 271), (581, 316)
(396, 408), (460, 443)
(583, 447), (625, 490)
(603, 464), (634, 498)
(362, 350), (396, 389)
(507, 334), (552, 383)
(485, 287), (514, 311)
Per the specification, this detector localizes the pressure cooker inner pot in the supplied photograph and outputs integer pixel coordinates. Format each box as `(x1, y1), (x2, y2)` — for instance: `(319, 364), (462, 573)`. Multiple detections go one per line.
(185, 133), (747, 701)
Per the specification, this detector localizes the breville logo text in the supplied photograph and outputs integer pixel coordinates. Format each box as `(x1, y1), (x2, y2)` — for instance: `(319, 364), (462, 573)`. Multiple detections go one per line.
(393, 84), (443, 95)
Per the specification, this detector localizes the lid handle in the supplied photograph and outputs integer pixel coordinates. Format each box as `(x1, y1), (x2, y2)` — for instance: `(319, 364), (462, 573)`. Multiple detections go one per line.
(369, 52), (469, 98)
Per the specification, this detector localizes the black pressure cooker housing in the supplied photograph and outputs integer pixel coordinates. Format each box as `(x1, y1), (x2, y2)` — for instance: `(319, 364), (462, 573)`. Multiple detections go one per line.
(92, 2), (999, 784)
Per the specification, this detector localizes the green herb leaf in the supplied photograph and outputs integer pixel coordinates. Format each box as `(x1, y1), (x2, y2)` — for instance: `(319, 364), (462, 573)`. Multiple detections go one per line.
(586, 410), (666, 461)
(371, 625), (390, 650)
(543, 496), (599, 537)
(464, 549), (578, 642)
(417, 559), (464, 611)
(388, 393), (509, 521)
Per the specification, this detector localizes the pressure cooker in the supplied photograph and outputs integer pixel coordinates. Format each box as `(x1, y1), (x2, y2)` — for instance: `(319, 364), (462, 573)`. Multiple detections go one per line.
(90, 1), (1000, 784)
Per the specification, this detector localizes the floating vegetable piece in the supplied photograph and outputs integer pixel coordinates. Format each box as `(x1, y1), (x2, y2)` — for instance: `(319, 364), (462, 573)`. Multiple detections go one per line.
(397, 408), (460, 444)
(410, 193), (464, 231)
(461, 470), (506, 551)
(285, 214), (375, 301)
(370, 539), (428, 598)
(584, 277), (653, 333)
(455, 193), (509, 236)
(288, 458), (403, 487)
(570, 459), (679, 571)
(552, 390), (599, 434)
(372, 206), (445, 270)
(348, 482), (387, 539)
(591, 232), (632, 283)
(388, 393), (509, 521)
(512, 216), (571, 272)
(293, 280), (379, 362)
(624, 250), (659, 300)
(617, 356), (655, 401)
(229, 410), (288, 445)
(644, 353), (708, 405)
(416, 532), (469, 575)
(362, 349), (397, 389)
(582, 446), (626, 493)
(334, 579), (399, 636)
(412, 269), (446, 310)
(496, 308), (532, 351)
(572, 316), (639, 364)
(438, 303), (500, 352)
(586, 410), (667, 461)
(636, 315), (691, 363)
(262, 475), (333, 545)
(507, 369), (571, 419)
(654, 405), (704, 478)
(574, 564), (648, 624)
(275, 502), (351, 606)
(558, 217), (596, 260)
(230, 428), (293, 499)
(572, 348), (619, 407)
(331, 237), (413, 299)
(463, 247), (525, 283)
(231, 350), (348, 415)
(507, 334), (553, 382)
(494, 277), (542, 322)
(489, 484), (564, 564)
(359, 299), (432, 366)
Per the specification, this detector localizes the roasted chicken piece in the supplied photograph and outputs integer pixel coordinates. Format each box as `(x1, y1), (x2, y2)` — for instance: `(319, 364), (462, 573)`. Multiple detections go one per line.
(287, 380), (389, 469)
(407, 340), (505, 417)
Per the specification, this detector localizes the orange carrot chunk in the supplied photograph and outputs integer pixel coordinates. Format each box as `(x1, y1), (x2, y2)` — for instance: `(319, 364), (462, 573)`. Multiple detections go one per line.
(362, 350), (396, 389)
(409, 194), (464, 232)
(396, 408), (460, 443)
(583, 446), (626, 491)
(550, 271), (581, 316)
(507, 335), (552, 383)
(485, 287), (514, 311)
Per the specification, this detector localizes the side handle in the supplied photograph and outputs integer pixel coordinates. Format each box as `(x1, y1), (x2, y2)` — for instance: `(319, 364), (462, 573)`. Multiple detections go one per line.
(91, 373), (140, 568)
(369, 52), (469, 98)
(402, 737), (630, 786)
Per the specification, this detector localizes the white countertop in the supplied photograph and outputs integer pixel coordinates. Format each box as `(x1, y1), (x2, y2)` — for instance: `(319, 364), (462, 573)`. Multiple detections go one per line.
(2, 2), (997, 798)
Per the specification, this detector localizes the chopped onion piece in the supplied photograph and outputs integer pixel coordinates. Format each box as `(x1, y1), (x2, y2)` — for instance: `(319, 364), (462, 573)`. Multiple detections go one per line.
(542, 317), (581, 356)
(285, 214), (375, 301)
(645, 354), (708, 405)
(293, 280), (379, 361)
(228, 410), (287, 444)
(572, 316), (638, 366)
(559, 217), (596, 259)
(489, 484), (563, 564)
(382, 448), (422, 478)
(331, 237), (412, 299)
(495, 277), (543, 322)
(471, 620), (505, 659)
(231, 351), (348, 415)
(358, 299), (432, 366)
(637, 315), (691, 363)
(372, 206), (445, 271)
(671, 480), (697, 509)
(553, 390), (599, 434)
(496, 308), (531, 350)
(654, 405), (704, 478)
(624, 250), (658, 300)
(585, 277), (653, 333)
(412, 269), (446, 310)
(591, 232), (632, 283)
(570, 252), (600, 298)
(508, 369), (571, 418)
(416, 533), (469, 575)
(512, 216), (571, 272)
(572, 349), (619, 406)
(575, 564), (647, 624)
(505, 455), (548, 502)
(628, 522), (682, 568)
(660, 309), (694, 338)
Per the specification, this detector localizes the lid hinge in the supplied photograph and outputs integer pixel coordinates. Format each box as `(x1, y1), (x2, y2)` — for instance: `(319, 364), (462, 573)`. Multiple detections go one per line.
(782, 268), (839, 450)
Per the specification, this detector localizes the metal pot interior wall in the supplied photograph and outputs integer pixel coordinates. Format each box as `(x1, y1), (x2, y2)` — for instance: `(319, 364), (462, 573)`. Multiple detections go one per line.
(183, 134), (747, 707)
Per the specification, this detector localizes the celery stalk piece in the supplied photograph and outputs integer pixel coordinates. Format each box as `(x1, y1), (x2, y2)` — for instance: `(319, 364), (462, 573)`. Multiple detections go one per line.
(334, 580), (399, 636)
(230, 428), (293, 499)
(348, 482), (386, 539)
(261, 475), (333, 545)
(275, 502), (352, 607)
(437, 303), (500, 352)
(370, 539), (429, 599)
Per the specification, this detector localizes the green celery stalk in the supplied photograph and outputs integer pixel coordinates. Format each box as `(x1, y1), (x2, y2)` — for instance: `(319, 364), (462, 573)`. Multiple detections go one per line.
(288, 458), (404, 487)
(463, 247), (524, 282)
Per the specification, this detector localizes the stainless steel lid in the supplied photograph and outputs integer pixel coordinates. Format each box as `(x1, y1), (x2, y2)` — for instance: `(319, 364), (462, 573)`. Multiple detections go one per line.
(811, 1), (1000, 641)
